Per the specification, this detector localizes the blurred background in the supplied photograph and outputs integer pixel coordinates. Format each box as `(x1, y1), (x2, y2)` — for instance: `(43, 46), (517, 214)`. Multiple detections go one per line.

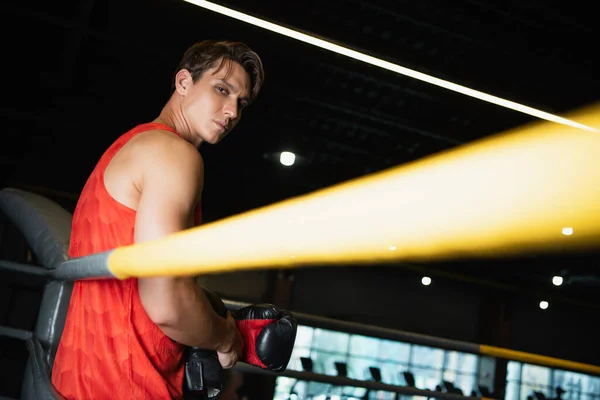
(1, 0), (599, 399)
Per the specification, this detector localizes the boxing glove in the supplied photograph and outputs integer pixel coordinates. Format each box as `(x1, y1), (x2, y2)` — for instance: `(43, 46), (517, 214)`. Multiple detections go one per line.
(184, 289), (297, 399)
(232, 304), (297, 372)
(200, 287), (297, 372)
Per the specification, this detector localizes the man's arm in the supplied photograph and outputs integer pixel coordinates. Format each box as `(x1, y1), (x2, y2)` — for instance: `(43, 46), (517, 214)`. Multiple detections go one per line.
(133, 133), (238, 354)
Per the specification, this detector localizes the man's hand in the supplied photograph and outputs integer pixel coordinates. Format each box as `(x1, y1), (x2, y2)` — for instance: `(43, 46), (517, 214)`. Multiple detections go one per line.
(216, 312), (243, 369)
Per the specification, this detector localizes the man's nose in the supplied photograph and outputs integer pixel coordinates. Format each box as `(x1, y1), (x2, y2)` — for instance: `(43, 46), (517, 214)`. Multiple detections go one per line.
(223, 99), (239, 121)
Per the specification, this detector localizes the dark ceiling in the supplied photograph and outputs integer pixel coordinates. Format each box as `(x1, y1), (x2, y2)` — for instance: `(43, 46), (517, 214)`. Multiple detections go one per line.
(2, 0), (600, 308)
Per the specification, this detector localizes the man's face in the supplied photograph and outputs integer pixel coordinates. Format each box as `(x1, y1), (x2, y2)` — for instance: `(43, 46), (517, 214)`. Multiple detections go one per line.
(180, 60), (251, 145)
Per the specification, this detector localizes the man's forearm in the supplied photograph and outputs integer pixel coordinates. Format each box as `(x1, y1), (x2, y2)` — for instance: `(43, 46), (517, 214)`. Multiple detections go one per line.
(138, 276), (231, 350)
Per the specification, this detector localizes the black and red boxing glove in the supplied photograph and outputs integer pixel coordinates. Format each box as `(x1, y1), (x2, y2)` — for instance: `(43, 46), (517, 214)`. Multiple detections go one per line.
(232, 304), (297, 372)
(183, 290), (298, 399)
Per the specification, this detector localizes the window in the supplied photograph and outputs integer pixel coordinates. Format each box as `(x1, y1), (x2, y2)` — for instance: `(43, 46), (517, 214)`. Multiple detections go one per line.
(312, 328), (349, 353)
(442, 369), (476, 397)
(282, 325), (480, 397)
(313, 350), (345, 376)
(443, 351), (478, 394)
(294, 326), (315, 348)
(411, 366), (442, 392)
(273, 376), (298, 400)
(553, 369), (600, 399)
(410, 345), (444, 370)
(287, 326), (314, 372)
(310, 329), (350, 375)
(349, 335), (380, 358)
(346, 356), (376, 381)
(379, 339), (411, 364)
(505, 380), (521, 400)
(346, 335), (410, 384)
(521, 363), (552, 398)
(505, 361), (522, 400)
(506, 362), (600, 400)
(280, 324), (600, 400)
(288, 347), (311, 372)
(379, 361), (409, 385)
(409, 345), (444, 390)
(507, 361), (521, 381)
(444, 351), (478, 374)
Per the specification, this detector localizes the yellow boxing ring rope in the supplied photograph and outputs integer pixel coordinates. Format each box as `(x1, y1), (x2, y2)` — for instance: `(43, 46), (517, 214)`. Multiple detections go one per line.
(97, 102), (600, 280)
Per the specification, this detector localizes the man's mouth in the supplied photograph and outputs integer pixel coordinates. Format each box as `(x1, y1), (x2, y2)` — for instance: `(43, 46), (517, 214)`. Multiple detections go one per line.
(214, 121), (227, 132)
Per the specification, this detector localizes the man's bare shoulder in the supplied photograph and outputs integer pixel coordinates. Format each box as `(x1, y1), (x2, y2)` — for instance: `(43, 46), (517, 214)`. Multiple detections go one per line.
(127, 129), (204, 202)
(132, 129), (204, 170)
(104, 128), (203, 211)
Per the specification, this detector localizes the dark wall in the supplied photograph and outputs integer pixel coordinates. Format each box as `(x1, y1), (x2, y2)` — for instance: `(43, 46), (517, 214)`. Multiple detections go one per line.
(509, 298), (599, 366)
(289, 266), (482, 343)
(271, 264), (600, 367)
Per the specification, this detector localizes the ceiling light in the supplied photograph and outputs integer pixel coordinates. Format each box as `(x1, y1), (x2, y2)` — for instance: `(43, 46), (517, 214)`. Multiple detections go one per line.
(552, 276), (563, 286)
(280, 151), (295, 166)
(539, 301), (549, 310)
(183, 0), (598, 133)
(421, 276), (431, 286)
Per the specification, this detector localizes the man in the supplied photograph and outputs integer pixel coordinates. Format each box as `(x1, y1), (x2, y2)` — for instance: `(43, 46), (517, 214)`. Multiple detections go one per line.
(51, 40), (265, 399)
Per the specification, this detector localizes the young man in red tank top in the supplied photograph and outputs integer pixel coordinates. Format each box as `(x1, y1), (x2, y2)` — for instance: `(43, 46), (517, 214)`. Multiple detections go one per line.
(51, 40), (265, 399)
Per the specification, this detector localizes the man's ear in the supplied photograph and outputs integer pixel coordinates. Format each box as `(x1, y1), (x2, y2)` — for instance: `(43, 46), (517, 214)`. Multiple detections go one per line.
(175, 69), (193, 95)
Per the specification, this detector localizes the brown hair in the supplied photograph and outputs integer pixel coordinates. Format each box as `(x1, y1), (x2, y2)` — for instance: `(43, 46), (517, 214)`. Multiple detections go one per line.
(173, 40), (265, 104)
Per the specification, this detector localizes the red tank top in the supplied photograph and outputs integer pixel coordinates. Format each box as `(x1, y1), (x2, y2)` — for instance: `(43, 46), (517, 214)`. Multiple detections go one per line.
(52, 122), (202, 399)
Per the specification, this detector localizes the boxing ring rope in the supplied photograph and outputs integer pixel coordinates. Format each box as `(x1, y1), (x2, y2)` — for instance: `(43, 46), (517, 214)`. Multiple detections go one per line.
(285, 308), (600, 377)
(50, 101), (600, 281)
